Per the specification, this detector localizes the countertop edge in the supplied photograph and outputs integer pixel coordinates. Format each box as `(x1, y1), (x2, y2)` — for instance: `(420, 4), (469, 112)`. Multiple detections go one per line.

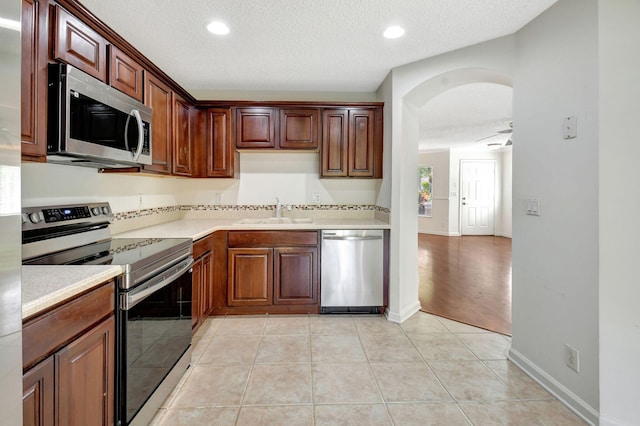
(22, 265), (123, 320)
(115, 218), (391, 241)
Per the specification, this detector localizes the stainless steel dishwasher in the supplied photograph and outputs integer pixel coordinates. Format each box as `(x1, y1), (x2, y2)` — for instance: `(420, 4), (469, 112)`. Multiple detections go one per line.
(321, 229), (384, 313)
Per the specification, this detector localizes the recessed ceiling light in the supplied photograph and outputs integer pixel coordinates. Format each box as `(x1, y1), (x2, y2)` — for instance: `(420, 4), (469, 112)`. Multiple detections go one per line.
(207, 21), (230, 35)
(383, 25), (405, 39)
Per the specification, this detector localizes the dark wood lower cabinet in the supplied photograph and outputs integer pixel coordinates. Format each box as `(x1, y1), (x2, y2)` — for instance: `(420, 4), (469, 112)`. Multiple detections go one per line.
(192, 251), (214, 332)
(228, 248), (273, 306)
(23, 356), (54, 426)
(22, 281), (115, 426)
(56, 317), (114, 426)
(223, 231), (319, 314)
(274, 247), (317, 305)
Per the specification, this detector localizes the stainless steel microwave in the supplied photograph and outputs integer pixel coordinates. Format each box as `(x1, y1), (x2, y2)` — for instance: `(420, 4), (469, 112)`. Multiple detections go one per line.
(47, 63), (152, 168)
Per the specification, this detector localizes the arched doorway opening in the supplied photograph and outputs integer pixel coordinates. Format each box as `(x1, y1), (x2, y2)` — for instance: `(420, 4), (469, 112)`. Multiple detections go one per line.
(390, 68), (513, 330)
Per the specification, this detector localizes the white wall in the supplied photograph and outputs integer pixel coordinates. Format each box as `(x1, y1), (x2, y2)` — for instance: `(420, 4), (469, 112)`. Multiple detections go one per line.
(598, 0), (640, 424)
(510, 0), (599, 422)
(21, 153), (381, 211)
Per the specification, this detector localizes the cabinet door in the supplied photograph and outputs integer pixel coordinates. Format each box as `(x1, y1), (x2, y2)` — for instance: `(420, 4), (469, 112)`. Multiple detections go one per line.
(321, 109), (348, 177)
(235, 108), (276, 149)
(21, 0), (48, 160)
(53, 5), (107, 81)
(173, 94), (192, 176)
(56, 317), (114, 426)
(192, 256), (203, 330)
(228, 248), (273, 306)
(108, 45), (144, 101)
(206, 108), (234, 177)
(274, 247), (318, 305)
(23, 356), (54, 426)
(143, 74), (172, 174)
(202, 252), (213, 315)
(348, 109), (376, 177)
(279, 108), (319, 150)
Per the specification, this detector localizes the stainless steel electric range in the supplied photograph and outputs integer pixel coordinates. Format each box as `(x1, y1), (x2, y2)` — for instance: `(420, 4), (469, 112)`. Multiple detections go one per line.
(22, 202), (193, 426)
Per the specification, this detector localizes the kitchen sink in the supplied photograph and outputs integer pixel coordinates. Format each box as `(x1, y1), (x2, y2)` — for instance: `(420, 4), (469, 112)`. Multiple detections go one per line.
(235, 217), (314, 225)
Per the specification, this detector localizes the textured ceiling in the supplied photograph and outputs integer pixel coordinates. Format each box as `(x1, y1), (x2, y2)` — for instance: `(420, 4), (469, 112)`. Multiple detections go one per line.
(78, 0), (556, 96)
(419, 83), (513, 152)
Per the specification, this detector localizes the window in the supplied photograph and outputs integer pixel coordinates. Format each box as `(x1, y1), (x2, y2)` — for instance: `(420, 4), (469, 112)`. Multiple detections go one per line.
(418, 166), (433, 217)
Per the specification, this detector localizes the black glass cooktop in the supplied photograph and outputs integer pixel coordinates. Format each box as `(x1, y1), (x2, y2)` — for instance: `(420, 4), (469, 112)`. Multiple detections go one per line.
(24, 237), (192, 269)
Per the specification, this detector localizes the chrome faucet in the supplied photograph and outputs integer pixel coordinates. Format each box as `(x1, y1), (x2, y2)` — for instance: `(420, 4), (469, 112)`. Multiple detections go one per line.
(274, 197), (283, 218)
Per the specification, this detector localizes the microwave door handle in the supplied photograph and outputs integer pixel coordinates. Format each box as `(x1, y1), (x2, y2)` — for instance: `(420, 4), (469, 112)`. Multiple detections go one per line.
(130, 109), (144, 161)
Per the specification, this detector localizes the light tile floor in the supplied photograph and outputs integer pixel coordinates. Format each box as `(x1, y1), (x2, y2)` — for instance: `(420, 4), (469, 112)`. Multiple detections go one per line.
(150, 312), (587, 425)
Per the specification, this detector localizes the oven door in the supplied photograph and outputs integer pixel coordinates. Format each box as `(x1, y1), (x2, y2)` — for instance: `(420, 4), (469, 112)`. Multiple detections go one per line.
(118, 256), (193, 425)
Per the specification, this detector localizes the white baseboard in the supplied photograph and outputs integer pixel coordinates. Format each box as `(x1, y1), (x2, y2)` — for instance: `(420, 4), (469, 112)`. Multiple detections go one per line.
(418, 230), (460, 236)
(385, 300), (421, 323)
(508, 348), (599, 425)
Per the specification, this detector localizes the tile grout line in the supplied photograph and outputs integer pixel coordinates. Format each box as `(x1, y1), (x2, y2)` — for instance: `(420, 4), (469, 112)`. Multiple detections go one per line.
(401, 316), (476, 425)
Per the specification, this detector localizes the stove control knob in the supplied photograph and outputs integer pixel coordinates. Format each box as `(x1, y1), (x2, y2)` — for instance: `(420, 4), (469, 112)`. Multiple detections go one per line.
(29, 212), (43, 224)
(101, 206), (110, 215)
(92, 207), (101, 216)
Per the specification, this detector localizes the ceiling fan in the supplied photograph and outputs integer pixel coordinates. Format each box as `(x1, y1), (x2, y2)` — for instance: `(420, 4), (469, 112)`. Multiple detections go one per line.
(475, 121), (513, 149)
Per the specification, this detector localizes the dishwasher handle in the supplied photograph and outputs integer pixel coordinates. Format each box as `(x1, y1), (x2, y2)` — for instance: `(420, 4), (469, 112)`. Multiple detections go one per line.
(322, 235), (383, 241)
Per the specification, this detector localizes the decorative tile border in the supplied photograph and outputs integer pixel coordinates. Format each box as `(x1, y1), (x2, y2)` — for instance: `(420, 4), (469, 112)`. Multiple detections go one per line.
(178, 204), (380, 212)
(113, 204), (390, 223)
(113, 206), (181, 221)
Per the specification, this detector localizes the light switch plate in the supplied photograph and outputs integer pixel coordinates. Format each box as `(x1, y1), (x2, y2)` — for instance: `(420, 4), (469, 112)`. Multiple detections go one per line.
(526, 198), (540, 216)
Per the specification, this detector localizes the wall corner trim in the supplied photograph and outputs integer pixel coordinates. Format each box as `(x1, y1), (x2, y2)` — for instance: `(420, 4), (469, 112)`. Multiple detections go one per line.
(385, 300), (421, 323)
(508, 348), (599, 425)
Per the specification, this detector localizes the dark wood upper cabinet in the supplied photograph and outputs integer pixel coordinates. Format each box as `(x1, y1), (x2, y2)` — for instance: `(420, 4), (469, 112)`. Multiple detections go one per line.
(143, 73), (173, 174)
(321, 109), (349, 177)
(206, 108), (234, 177)
(235, 107), (277, 149)
(21, 0), (49, 161)
(279, 108), (320, 150)
(172, 93), (192, 176)
(53, 5), (107, 81)
(236, 107), (320, 150)
(348, 109), (375, 177)
(322, 108), (382, 178)
(108, 45), (144, 101)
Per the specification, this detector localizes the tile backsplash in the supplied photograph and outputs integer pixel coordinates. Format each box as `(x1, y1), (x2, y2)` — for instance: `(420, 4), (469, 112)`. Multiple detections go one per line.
(110, 204), (390, 234)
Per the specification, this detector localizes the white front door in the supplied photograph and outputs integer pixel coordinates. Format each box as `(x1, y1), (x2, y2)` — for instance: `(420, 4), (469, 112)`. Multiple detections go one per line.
(461, 160), (495, 235)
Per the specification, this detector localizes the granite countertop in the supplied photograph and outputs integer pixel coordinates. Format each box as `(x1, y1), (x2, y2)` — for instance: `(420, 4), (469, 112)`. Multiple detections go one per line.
(22, 216), (388, 319)
(114, 217), (390, 241)
(22, 265), (123, 320)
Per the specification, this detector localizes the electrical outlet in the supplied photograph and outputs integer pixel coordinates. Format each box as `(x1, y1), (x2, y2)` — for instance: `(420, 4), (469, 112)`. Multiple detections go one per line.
(215, 193), (223, 204)
(565, 344), (580, 373)
(311, 193), (320, 204)
(138, 194), (143, 208)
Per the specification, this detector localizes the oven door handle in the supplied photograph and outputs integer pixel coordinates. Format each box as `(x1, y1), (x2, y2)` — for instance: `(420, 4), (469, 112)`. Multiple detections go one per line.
(121, 257), (194, 310)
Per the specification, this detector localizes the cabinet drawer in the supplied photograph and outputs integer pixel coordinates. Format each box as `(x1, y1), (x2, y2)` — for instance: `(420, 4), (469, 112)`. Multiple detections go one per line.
(228, 231), (318, 247)
(23, 281), (115, 370)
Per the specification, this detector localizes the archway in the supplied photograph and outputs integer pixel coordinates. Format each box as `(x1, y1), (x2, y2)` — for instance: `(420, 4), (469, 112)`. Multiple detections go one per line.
(386, 67), (513, 323)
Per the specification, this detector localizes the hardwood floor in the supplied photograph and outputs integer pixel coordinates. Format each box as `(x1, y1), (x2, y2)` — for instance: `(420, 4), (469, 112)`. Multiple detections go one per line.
(418, 234), (512, 335)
